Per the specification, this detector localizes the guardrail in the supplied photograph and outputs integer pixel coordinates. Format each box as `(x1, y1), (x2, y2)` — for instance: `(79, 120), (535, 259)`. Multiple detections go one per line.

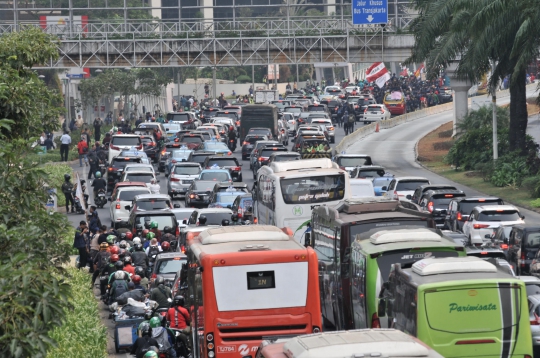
(334, 83), (535, 154)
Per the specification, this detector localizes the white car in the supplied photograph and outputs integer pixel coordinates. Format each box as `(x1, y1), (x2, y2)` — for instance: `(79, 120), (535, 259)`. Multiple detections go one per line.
(108, 134), (143, 162)
(462, 205), (524, 245)
(383, 177), (430, 200)
(345, 86), (360, 93)
(109, 186), (151, 228)
(310, 118), (335, 143)
(167, 162), (202, 197)
(363, 104), (391, 123)
(121, 170), (157, 185)
(124, 163), (156, 176)
(211, 117), (235, 127)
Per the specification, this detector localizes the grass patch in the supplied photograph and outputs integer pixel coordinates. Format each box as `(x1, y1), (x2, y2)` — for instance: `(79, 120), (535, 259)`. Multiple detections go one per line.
(41, 163), (75, 207)
(418, 121), (540, 212)
(46, 268), (108, 358)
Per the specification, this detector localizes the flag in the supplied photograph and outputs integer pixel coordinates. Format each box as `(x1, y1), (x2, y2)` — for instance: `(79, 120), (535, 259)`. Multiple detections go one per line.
(399, 67), (409, 77)
(414, 63), (425, 78)
(366, 62), (391, 88)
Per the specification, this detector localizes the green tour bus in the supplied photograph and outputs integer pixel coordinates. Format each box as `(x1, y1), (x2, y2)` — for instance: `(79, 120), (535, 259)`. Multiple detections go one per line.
(385, 256), (533, 358)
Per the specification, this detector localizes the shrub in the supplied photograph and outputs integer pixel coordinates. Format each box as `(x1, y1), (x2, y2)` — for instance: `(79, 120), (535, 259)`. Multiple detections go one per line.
(490, 156), (529, 187)
(530, 198), (540, 207)
(521, 176), (540, 196)
(438, 129), (453, 138)
(236, 75), (252, 83)
(46, 268), (108, 358)
(433, 141), (454, 151)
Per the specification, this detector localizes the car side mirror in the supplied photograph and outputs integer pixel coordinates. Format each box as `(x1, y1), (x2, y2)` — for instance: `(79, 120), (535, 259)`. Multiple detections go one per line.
(124, 205), (131, 210)
(406, 194), (412, 200)
(381, 186), (387, 191)
(108, 197), (112, 202)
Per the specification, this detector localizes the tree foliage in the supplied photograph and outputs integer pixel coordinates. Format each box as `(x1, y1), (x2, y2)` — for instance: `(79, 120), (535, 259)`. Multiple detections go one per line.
(0, 28), (74, 358)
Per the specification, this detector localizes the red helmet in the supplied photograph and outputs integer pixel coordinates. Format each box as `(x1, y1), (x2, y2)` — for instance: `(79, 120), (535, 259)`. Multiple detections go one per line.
(132, 275), (141, 284)
(161, 241), (171, 251)
(110, 254), (119, 263)
(125, 232), (133, 240)
(142, 229), (150, 237)
(110, 246), (119, 255)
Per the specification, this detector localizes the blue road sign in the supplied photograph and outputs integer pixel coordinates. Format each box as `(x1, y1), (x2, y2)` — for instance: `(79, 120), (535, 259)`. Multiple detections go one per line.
(352, 0), (388, 25)
(66, 73), (84, 79)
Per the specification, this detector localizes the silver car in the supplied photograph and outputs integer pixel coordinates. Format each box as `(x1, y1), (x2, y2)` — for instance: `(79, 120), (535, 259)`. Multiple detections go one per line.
(310, 118), (335, 143)
(167, 162), (202, 197)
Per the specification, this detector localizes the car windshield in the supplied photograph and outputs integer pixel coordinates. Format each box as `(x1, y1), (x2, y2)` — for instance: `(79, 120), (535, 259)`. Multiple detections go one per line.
(135, 215), (176, 229)
(208, 159), (237, 167)
(157, 258), (185, 274)
(373, 177), (393, 187)
(273, 154), (299, 162)
(245, 136), (264, 144)
(459, 200), (502, 215)
(216, 113), (236, 120)
(280, 174), (345, 204)
(336, 157), (372, 167)
(190, 155), (211, 165)
(173, 210), (195, 222)
(111, 159), (141, 168)
(354, 168), (385, 178)
(249, 129), (271, 135)
(180, 136), (203, 143)
(168, 113), (191, 122)
(111, 137), (141, 146)
(396, 180), (429, 191)
(125, 166), (152, 173)
(526, 233), (540, 248)
(118, 190), (150, 201)
(171, 150), (192, 160)
(202, 110), (217, 117)
(173, 166), (201, 175)
(261, 148), (287, 157)
(192, 181), (215, 191)
(136, 199), (170, 210)
(431, 194), (466, 209)
(200, 172), (230, 181)
(308, 106), (325, 112)
(217, 193), (240, 204)
(367, 106), (382, 112)
(284, 107), (301, 113)
(198, 212), (232, 225)
(125, 173), (154, 183)
(204, 142), (228, 150)
(477, 210), (521, 222)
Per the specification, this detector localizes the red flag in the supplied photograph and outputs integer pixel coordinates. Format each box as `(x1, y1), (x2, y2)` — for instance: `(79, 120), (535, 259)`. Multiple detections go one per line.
(366, 62), (391, 88)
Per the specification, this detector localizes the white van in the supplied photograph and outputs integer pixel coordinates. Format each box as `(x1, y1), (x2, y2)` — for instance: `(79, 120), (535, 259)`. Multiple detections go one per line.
(350, 178), (375, 198)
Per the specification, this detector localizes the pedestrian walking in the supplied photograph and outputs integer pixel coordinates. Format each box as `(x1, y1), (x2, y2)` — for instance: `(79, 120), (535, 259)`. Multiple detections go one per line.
(93, 117), (103, 142)
(77, 137), (89, 167)
(60, 131), (72, 162)
(74, 221), (90, 270)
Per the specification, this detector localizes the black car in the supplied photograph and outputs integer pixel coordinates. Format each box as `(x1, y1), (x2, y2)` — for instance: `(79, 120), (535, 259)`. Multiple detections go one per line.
(106, 156), (143, 192)
(202, 156), (243, 182)
(266, 152), (301, 166)
(199, 107), (221, 123)
(185, 180), (216, 208)
(241, 134), (269, 160)
(247, 127), (274, 140)
(508, 225), (540, 275)
(410, 184), (458, 204)
(149, 252), (188, 288)
(127, 209), (179, 235)
(320, 100), (341, 119)
(252, 145), (288, 179)
(187, 151), (215, 167)
(445, 196), (504, 232)
(158, 142), (188, 172)
(177, 133), (205, 150)
(140, 135), (160, 162)
(418, 189), (466, 228)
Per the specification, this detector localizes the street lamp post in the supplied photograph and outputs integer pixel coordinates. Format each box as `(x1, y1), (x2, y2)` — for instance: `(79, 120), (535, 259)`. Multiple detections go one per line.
(95, 69), (103, 120)
(38, 75), (46, 123)
(63, 73), (71, 129)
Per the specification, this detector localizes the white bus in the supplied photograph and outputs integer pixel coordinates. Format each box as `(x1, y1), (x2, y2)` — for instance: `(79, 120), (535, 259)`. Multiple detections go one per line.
(254, 158), (350, 243)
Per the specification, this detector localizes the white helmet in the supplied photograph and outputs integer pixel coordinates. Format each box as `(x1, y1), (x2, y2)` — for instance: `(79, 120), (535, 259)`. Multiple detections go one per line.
(133, 237), (141, 245)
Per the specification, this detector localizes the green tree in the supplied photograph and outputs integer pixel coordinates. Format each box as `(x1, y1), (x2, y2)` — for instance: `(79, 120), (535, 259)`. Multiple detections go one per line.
(406, 0), (532, 154)
(0, 28), (74, 357)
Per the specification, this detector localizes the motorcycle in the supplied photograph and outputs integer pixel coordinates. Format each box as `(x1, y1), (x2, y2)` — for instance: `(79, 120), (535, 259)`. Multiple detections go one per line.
(71, 191), (86, 214)
(94, 188), (108, 208)
(228, 139), (236, 152)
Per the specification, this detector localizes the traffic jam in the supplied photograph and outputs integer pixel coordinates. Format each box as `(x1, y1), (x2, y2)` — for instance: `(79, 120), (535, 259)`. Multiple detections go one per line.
(96, 84), (535, 358)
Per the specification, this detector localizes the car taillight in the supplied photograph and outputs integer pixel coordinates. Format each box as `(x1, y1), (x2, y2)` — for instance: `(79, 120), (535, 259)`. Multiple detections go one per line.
(227, 152), (232, 156)
(115, 201), (120, 209)
(473, 224), (490, 229)
(329, 127), (334, 130)
(161, 149), (166, 155)
(427, 201), (434, 213)
(110, 144), (120, 150)
(500, 243), (508, 249)
(457, 212), (462, 221)
(171, 160), (177, 163)
(233, 167), (241, 171)
(170, 175), (180, 182)
(108, 167), (116, 172)
(181, 245), (186, 253)
(371, 313), (381, 328)
(243, 141), (248, 145)
(176, 226), (179, 237)
(258, 157), (263, 161)
(522, 251), (526, 267)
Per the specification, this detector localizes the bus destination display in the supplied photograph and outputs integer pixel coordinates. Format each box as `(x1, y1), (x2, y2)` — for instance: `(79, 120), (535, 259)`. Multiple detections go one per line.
(247, 271), (276, 290)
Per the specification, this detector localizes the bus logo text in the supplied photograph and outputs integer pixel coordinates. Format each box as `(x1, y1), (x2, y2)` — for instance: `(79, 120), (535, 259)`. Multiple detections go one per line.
(217, 346), (236, 353)
(238, 344), (258, 356)
(292, 206), (303, 216)
(448, 302), (497, 314)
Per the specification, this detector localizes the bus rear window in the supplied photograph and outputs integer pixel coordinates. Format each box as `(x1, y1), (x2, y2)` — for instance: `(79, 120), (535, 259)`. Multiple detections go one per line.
(111, 137), (141, 146)
(280, 175), (345, 204)
(213, 262), (308, 311)
(396, 180), (429, 191)
(478, 210), (520, 222)
(424, 286), (521, 333)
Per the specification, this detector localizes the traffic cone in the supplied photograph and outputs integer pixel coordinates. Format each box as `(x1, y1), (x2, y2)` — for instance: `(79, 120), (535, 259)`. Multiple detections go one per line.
(375, 122), (380, 132)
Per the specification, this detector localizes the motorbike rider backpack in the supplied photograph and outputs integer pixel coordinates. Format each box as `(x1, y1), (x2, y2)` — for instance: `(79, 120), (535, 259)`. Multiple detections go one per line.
(112, 279), (128, 299)
(348, 114), (355, 124)
(97, 252), (111, 271)
(148, 246), (160, 263)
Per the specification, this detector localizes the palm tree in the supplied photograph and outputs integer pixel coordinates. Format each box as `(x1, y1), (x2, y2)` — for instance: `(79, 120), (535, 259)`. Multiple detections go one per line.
(406, 0), (533, 154)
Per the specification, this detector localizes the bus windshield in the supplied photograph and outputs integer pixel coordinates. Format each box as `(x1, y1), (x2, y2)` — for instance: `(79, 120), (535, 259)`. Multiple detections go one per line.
(280, 174), (345, 204)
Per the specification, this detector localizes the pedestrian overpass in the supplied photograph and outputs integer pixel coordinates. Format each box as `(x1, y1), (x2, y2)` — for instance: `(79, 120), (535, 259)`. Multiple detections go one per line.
(1, 19), (415, 69)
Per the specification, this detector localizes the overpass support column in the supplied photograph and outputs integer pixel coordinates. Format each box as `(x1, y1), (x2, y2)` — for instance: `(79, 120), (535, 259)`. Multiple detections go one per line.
(326, 0), (336, 16)
(202, 0), (214, 27)
(446, 61), (472, 136)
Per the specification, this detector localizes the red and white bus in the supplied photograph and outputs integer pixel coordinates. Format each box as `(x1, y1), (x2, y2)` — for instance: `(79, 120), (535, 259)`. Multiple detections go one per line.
(185, 225), (321, 358)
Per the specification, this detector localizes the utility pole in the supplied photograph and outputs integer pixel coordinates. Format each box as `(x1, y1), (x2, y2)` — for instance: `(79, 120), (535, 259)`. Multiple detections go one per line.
(492, 62), (498, 160)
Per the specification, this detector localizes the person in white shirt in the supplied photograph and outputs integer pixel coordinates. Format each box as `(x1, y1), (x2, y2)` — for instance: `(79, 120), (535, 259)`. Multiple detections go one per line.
(60, 131), (72, 162)
(146, 178), (160, 194)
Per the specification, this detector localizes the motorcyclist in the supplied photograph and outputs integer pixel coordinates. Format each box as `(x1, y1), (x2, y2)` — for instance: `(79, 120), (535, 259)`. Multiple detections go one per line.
(147, 178), (160, 194)
(131, 243), (149, 277)
(108, 269), (130, 304)
(123, 256), (136, 276)
(146, 238), (162, 273)
(228, 125), (237, 150)
(61, 174), (75, 213)
(150, 276), (172, 309)
(130, 322), (159, 358)
(130, 236), (142, 253)
(132, 274), (147, 294)
(91, 171), (107, 202)
(135, 266), (150, 289)
(149, 316), (177, 357)
(143, 351), (158, 358)
(161, 241), (171, 253)
(161, 226), (175, 243)
(166, 295), (191, 357)
(149, 221), (161, 241)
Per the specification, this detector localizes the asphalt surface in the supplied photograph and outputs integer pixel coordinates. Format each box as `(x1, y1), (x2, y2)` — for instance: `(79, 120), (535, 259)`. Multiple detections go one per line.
(63, 88), (540, 356)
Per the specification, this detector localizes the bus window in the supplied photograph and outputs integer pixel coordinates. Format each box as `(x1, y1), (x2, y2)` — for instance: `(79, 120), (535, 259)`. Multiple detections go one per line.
(351, 248), (367, 329)
(280, 175), (345, 204)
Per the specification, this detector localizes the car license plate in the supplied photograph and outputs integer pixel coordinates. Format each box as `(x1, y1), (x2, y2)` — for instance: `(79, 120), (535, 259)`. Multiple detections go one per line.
(184, 180), (193, 184)
(371, 112), (378, 114)
(390, 104), (396, 107)
(117, 168), (123, 171)
(216, 153), (224, 156)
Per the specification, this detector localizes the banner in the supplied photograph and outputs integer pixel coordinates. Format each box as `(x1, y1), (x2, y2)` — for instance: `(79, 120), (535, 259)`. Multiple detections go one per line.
(414, 63), (425, 78)
(366, 62), (391, 88)
(75, 172), (87, 213)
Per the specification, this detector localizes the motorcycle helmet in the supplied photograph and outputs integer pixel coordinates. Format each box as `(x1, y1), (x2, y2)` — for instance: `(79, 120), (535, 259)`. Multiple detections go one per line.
(142, 229), (150, 237)
(95, 171), (101, 178)
(125, 232), (133, 240)
(110, 246), (119, 255)
(133, 237), (141, 245)
(146, 232), (155, 240)
(64, 174), (71, 181)
(173, 295), (185, 307)
(110, 254), (119, 263)
(161, 241), (170, 252)
(149, 316), (161, 329)
(163, 226), (172, 234)
(99, 242), (109, 250)
(118, 249), (126, 259)
(119, 232), (127, 241)
(143, 311), (153, 321)
(139, 322), (150, 336)
(149, 221), (158, 229)
(119, 240), (127, 249)
(106, 235), (116, 245)
(156, 276), (165, 286)
(124, 256), (132, 265)
(144, 351), (158, 358)
(134, 243), (143, 251)
(132, 275), (141, 284)
(135, 224), (143, 232)
(135, 266), (145, 276)
(114, 261), (124, 270)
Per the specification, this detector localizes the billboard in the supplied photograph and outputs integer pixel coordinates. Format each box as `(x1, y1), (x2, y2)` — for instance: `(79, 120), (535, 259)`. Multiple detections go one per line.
(40, 16), (89, 34)
(267, 64), (279, 80)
